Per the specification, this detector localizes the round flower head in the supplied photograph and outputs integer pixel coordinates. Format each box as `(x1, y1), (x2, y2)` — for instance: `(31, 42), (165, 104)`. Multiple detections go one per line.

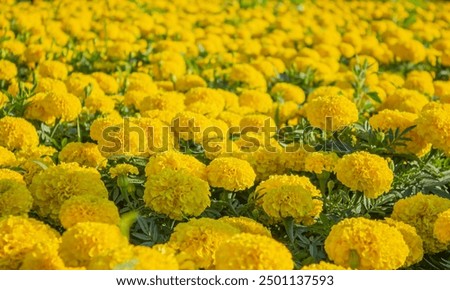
(91, 72), (119, 94)
(434, 209), (450, 244)
(219, 216), (271, 237)
(0, 179), (33, 217)
(391, 193), (450, 253)
(239, 114), (277, 135)
(20, 242), (67, 270)
(305, 94), (358, 131)
(144, 168), (210, 220)
(109, 164), (139, 178)
(304, 152), (340, 174)
(0, 116), (39, 150)
(404, 71), (434, 96)
(229, 64), (267, 92)
(324, 217), (409, 270)
(0, 59), (17, 81)
(171, 111), (213, 144)
(38, 60), (68, 80)
(215, 233), (293, 270)
(176, 74), (207, 92)
(270, 82), (305, 104)
(206, 157), (256, 191)
(0, 146), (16, 167)
(59, 142), (107, 168)
(138, 92), (184, 113)
(302, 261), (349, 270)
(383, 218), (424, 267)
(0, 168), (25, 184)
(239, 90), (273, 114)
(0, 216), (60, 269)
(59, 195), (120, 229)
(369, 109), (431, 156)
(381, 88), (428, 114)
(59, 222), (129, 268)
(35, 78), (67, 94)
(89, 114), (123, 142)
(185, 87), (225, 118)
(84, 93), (116, 114)
(88, 245), (178, 270)
(0, 91), (8, 108)
(145, 150), (207, 181)
(254, 175), (322, 225)
(416, 103), (450, 156)
(335, 151), (393, 199)
(167, 218), (240, 269)
(29, 162), (108, 221)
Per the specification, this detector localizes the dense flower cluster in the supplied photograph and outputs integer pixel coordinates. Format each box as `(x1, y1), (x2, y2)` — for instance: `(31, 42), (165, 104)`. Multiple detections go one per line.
(1, 0), (450, 270)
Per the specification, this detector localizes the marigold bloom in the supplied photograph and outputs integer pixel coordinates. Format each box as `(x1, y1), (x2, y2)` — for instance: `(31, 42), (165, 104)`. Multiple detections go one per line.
(109, 164), (139, 178)
(0, 179), (33, 217)
(219, 216), (271, 237)
(381, 88), (428, 114)
(335, 151), (393, 199)
(0, 146), (16, 167)
(0, 116), (39, 150)
(391, 193), (450, 253)
(302, 261), (349, 270)
(206, 157), (256, 191)
(304, 152), (340, 174)
(0, 59), (17, 81)
(434, 209), (450, 244)
(416, 103), (450, 156)
(59, 142), (107, 168)
(325, 217), (409, 269)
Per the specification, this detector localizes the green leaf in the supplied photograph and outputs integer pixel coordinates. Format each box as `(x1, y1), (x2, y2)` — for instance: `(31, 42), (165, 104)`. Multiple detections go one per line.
(367, 91), (382, 103)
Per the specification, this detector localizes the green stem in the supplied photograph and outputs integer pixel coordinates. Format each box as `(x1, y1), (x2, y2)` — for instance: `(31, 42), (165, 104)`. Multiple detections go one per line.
(50, 119), (61, 139)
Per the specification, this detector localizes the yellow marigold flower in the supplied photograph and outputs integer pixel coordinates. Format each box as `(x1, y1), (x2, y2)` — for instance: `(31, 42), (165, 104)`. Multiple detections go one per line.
(336, 151), (393, 199)
(0, 59), (17, 81)
(14, 145), (56, 185)
(0, 91), (8, 108)
(0, 116), (39, 150)
(38, 60), (68, 80)
(302, 261), (349, 270)
(308, 86), (352, 101)
(218, 111), (242, 128)
(185, 88), (225, 118)
(1, 40), (26, 57)
(24, 92), (55, 124)
(29, 162), (108, 221)
(109, 164), (139, 178)
(124, 90), (151, 109)
(215, 233), (293, 270)
(144, 168), (210, 220)
(254, 174), (322, 224)
(434, 209), (450, 244)
(91, 72), (119, 95)
(59, 195), (120, 229)
(0, 179), (32, 217)
(304, 152), (340, 174)
(203, 138), (240, 160)
(150, 51), (186, 80)
(88, 245), (178, 270)
(404, 71), (434, 96)
(65, 73), (100, 100)
(59, 222), (129, 268)
(89, 115), (123, 142)
(219, 216), (271, 237)
(145, 150), (207, 181)
(434, 80), (450, 103)
(229, 63), (267, 92)
(35, 77), (67, 94)
(20, 242), (67, 270)
(0, 216), (60, 270)
(84, 93), (116, 114)
(270, 83), (305, 104)
(239, 90), (273, 114)
(239, 114), (276, 135)
(391, 193), (450, 254)
(381, 88), (429, 114)
(383, 218), (424, 267)
(176, 75), (207, 92)
(390, 39), (426, 63)
(218, 89), (240, 111)
(0, 168), (25, 184)
(24, 44), (45, 64)
(139, 91), (185, 113)
(0, 146), (16, 167)
(305, 94), (358, 131)
(325, 217), (408, 270)
(59, 142), (107, 168)
(25, 92), (82, 124)
(167, 218), (240, 269)
(171, 111), (213, 144)
(272, 101), (299, 124)
(206, 157), (256, 191)
(141, 109), (177, 125)
(416, 103), (450, 156)
(369, 109), (431, 156)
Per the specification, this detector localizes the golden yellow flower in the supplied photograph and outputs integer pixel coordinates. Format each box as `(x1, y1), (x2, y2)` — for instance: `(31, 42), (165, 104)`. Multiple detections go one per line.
(0, 116), (39, 150)
(144, 168), (210, 220)
(381, 88), (429, 114)
(416, 102), (450, 156)
(185, 87), (225, 118)
(302, 261), (349, 270)
(215, 233), (293, 270)
(20, 242), (68, 270)
(109, 164), (139, 178)
(29, 162), (108, 221)
(0, 59), (17, 81)
(0, 179), (33, 217)
(219, 216), (271, 237)
(0, 216), (60, 269)
(59, 195), (120, 229)
(325, 217), (409, 270)
(206, 157), (256, 191)
(176, 74), (207, 92)
(0, 146), (16, 167)
(434, 209), (450, 244)
(391, 193), (450, 253)
(404, 70), (434, 96)
(305, 94), (358, 131)
(138, 91), (185, 113)
(304, 152), (340, 174)
(38, 60), (68, 80)
(59, 142), (107, 168)
(239, 90), (273, 114)
(229, 63), (267, 92)
(167, 218), (240, 269)
(59, 222), (129, 268)
(335, 151), (393, 199)
(91, 72), (119, 95)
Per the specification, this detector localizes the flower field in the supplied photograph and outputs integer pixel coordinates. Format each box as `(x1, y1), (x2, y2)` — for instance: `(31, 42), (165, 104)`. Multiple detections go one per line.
(1, 0), (450, 270)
